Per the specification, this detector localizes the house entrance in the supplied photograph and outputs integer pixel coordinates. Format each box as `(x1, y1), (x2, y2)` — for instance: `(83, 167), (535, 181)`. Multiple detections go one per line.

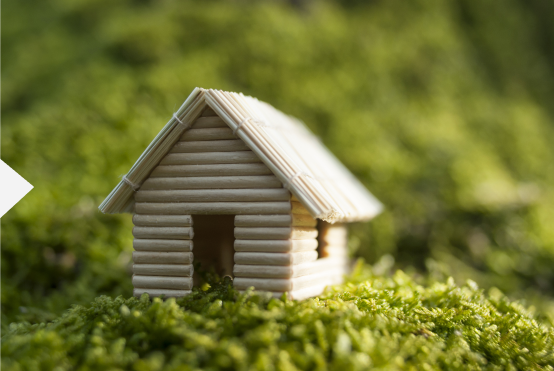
(191, 215), (235, 286)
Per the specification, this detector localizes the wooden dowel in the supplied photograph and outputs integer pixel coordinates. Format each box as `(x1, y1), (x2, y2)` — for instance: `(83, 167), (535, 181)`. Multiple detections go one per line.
(100, 89), (206, 214)
(234, 239), (317, 252)
(233, 271), (338, 292)
(136, 188), (290, 203)
(160, 151), (261, 166)
(234, 214), (316, 227)
(150, 163), (272, 178)
(132, 227), (194, 240)
(201, 107), (218, 117)
(133, 264), (194, 277)
(132, 275), (193, 290)
(133, 239), (193, 252)
(234, 251), (318, 266)
(180, 128), (235, 141)
(170, 140), (249, 153)
(234, 257), (348, 278)
(134, 288), (192, 298)
(132, 215), (193, 227)
(193, 116), (227, 128)
(132, 251), (193, 264)
(235, 215), (293, 227)
(234, 227), (317, 240)
(141, 175), (283, 190)
(292, 201), (311, 215)
(135, 202), (292, 215)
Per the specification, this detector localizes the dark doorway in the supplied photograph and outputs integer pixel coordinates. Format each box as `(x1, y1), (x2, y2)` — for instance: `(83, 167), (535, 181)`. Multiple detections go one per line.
(191, 215), (235, 286)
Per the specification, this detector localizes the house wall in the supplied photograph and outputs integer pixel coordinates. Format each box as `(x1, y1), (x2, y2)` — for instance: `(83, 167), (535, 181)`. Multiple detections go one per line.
(131, 107), (348, 299)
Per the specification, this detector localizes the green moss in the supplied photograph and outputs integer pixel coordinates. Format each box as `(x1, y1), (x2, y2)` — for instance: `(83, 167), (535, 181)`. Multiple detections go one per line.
(3, 264), (553, 370)
(2, 0), (554, 363)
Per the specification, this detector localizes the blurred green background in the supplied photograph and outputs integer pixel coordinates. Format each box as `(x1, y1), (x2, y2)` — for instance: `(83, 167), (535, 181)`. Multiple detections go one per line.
(2, 0), (554, 325)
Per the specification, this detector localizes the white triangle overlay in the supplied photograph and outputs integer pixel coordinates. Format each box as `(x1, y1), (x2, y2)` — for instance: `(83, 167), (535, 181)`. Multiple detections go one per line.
(0, 160), (33, 218)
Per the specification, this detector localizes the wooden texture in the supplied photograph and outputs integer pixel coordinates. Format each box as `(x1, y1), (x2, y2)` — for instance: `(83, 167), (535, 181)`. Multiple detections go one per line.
(233, 271), (340, 292)
(180, 128), (235, 141)
(234, 251), (318, 266)
(234, 227), (317, 240)
(132, 264), (194, 277)
(141, 176), (283, 190)
(160, 151), (261, 165)
(233, 257), (348, 278)
(150, 163), (273, 177)
(132, 215), (193, 227)
(170, 140), (249, 153)
(192, 116), (227, 128)
(136, 189), (290, 203)
(132, 227), (194, 240)
(132, 251), (193, 264)
(234, 239), (318, 252)
(204, 89), (383, 223)
(134, 288), (192, 297)
(133, 275), (193, 290)
(234, 214), (316, 228)
(99, 88), (207, 214)
(133, 239), (193, 252)
(201, 107), (218, 117)
(291, 201), (311, 215)
(135, 202), (292, 215)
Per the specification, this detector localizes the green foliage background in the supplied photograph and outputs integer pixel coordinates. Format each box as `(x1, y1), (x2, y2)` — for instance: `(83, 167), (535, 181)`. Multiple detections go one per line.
(2, 0), (554, 366)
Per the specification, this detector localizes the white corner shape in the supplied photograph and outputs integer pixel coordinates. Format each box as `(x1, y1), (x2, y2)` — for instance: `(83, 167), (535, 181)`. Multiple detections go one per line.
(0, 160), (33, 218)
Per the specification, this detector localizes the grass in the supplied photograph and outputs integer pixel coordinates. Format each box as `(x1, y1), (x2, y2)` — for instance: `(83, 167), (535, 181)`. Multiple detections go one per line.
(3, 262), (553, 370)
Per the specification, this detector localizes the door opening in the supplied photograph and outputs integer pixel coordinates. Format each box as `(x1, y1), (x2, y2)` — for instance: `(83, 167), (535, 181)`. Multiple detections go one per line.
(191, 215), (235, 286)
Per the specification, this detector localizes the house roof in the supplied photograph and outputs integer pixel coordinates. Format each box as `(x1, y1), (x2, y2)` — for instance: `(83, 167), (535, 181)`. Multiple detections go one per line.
(99, 88), (383, 223)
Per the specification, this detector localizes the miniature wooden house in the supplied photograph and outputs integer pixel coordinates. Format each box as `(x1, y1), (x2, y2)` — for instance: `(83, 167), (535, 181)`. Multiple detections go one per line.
(100, 88), (382, 300)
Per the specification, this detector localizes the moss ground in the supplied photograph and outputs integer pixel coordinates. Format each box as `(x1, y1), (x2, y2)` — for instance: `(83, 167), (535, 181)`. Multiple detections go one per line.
(3, 263), (553, 370)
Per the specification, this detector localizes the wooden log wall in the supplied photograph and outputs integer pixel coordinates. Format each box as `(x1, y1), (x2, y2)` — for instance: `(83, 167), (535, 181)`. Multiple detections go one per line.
(132, 107), (349, 299)
(233, 205), (349, 300)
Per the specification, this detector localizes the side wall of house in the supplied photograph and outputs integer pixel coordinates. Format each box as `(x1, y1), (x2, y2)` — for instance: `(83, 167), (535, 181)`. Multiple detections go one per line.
(131, 107), (348, 299)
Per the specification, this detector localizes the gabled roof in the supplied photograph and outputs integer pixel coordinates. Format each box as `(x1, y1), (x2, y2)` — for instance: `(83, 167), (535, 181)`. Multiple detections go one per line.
(99, 88), (383, 223)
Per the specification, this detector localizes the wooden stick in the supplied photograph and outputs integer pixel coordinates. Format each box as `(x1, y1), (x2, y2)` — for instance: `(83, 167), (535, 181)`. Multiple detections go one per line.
(233, 271), (341, 292)
(133, 239), (193, 252)
(141, 176), (283, 190)
(150, 164), (272, 177)
(192, 116), (227, 128)
(133, 275), (193, 290)
(291, 201), (311, 215)
(234, 239), (317, 252)
(170, 140), (249, 153)
(201, 107), (218, 117)
(133, 215), (193, 227)
(135, 202), (292, 215)
(233, 257), (348, 278)
(234, 214), (316, 227)
(180, 128), (235, 141)
(234, 251), (318, 266)
(133, 264), (194, 277)
(100, 89), (206, 214)
(132, 251), (193, 264)
(134, 288), (192, 298)
(132, 227), (194, 240)
(160, 151), (261, 166)
(136, 189), (290, 203)
(234, 227), (317, 240)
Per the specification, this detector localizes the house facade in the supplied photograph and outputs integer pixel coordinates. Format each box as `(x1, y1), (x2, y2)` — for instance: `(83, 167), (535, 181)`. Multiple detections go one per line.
(100, 88), (382, 300)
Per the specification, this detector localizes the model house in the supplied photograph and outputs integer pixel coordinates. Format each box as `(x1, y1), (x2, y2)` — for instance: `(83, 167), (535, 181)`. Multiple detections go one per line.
(100, 88), (382, 300)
